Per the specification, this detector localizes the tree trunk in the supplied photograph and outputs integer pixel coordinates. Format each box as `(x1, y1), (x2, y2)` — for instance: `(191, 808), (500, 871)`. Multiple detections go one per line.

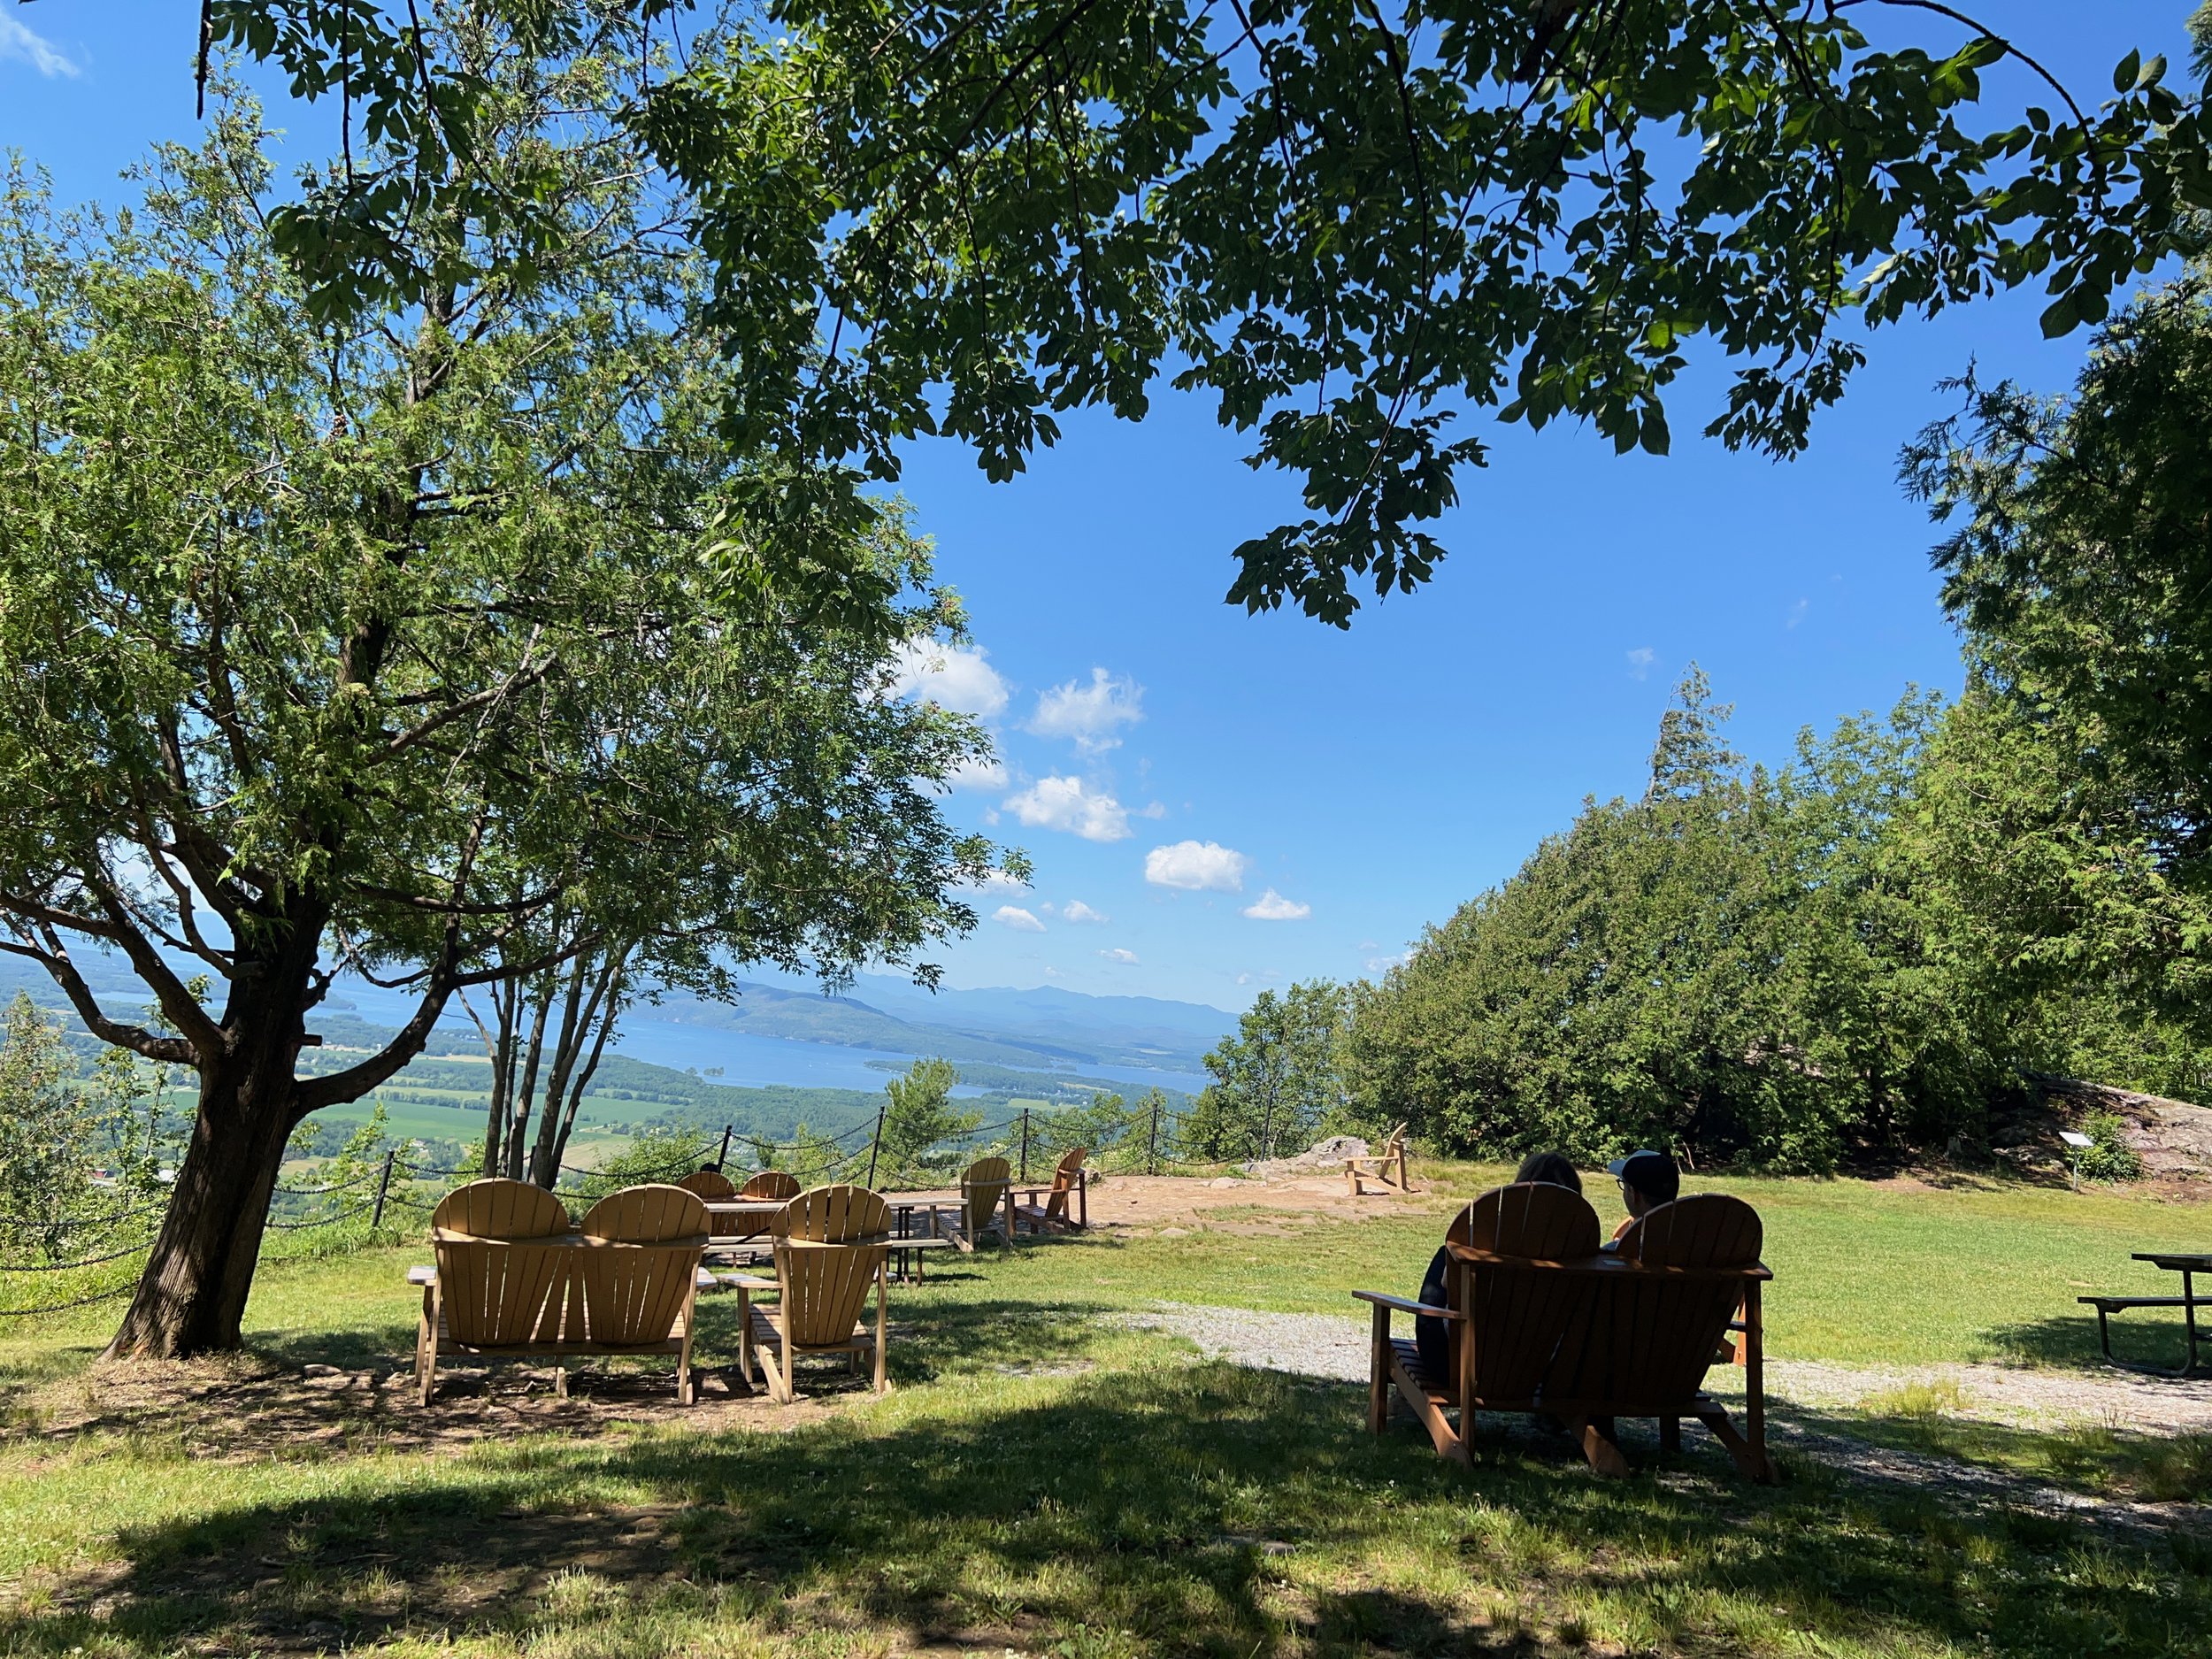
(103, 1045), (296, 1359)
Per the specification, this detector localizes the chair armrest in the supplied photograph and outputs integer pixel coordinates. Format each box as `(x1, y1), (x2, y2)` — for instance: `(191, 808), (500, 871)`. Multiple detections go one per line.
(718, 1272), (777, 1291)
(406, 1265), (435, 1286)
(1351, 1290), (1461, 1320)
(695, 1268), (720, 1291)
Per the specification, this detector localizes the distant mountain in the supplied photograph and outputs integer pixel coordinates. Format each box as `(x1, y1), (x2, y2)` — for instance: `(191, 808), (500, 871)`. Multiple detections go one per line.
(641, 975), (1234, 1073)
(1, 950), (1236, 1077)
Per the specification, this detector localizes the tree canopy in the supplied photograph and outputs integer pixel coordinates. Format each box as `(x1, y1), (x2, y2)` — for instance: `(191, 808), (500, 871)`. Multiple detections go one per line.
(0, 17), (1007, 1355)
(200, 0), (2212, 623)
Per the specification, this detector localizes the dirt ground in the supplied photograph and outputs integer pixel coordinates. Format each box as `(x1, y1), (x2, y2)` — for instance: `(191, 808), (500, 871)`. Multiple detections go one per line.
(1082, 1171), (1436, 1231)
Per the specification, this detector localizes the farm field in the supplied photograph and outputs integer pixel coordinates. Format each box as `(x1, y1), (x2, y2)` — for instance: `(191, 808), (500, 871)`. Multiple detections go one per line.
(0, 1164), (2206, 1657)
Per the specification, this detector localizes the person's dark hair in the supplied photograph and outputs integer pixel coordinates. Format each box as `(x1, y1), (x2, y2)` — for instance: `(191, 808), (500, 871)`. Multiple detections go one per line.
(1512, 1150), (1582, 1194)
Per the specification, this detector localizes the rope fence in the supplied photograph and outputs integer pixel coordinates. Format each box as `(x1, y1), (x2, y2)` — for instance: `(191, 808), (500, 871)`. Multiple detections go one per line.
(0, 1094), (1238, 1320)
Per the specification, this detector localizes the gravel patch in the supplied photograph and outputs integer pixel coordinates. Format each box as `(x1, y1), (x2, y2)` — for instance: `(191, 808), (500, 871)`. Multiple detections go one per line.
(1112, 1302), (2212, 1537)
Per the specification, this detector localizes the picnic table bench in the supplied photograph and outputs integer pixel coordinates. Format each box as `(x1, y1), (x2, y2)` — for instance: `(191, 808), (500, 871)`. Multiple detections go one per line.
(2078, 1252), (2210, 1379)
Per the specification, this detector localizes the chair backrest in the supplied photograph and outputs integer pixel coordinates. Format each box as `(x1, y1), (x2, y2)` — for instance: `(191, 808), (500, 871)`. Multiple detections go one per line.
(1043, 1147), (1088, 1217)
(771, 1184), (890, 1242)
(963, 1156), (1011, 1230)
(1447, 1182), (1601, 1258)
(1440, 1183), (1603, 1405)
(1384, 1121), (1409, 1152)
(433, 1234), (573, 1348)
(430, 1178), (570, 1240)
(676, 1169), (737, 1202)
(739, 1170), (802, 1202)
(770, 1186), (892, 1347)
(1546, 1194), (1767, 1412)
(568, 1185), (709, 1347)
(581, 1184), (710, 1243)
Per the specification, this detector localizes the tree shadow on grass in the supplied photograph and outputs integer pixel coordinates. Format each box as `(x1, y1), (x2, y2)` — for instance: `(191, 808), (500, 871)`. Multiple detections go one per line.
(2, 1334), (2206, 1658)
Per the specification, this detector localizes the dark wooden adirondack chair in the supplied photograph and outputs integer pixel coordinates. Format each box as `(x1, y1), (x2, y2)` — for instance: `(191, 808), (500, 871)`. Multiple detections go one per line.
(677, 1169), (738, 1202)
(1354, 1182), (1600, 1465)
(1543, 1194), (1773, 1479)
(1353, 1187), (1775, 1481)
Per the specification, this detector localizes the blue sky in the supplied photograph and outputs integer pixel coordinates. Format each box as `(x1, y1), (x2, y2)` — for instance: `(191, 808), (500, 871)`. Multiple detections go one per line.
(2, 2), (2198, 1011)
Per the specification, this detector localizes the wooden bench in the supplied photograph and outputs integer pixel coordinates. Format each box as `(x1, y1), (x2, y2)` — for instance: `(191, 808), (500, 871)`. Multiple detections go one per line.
(1354, 1184), (1773, 1481)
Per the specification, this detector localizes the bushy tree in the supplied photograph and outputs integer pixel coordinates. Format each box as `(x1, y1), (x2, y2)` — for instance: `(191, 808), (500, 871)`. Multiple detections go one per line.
(1347, 676), (2017, 1171)
(0, 19), (1002, 1358)
(1181, 980), (1351, 1162)
(873, 1057), (982, 1186)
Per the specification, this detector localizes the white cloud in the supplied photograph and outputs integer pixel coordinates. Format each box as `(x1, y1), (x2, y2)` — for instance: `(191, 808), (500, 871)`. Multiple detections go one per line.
(1061, 900), (1110, 925)
(1029, 667), (1143, 753)
(1365, 952), (1411, 974)
(992, 904), (1046, 933)
(959, 870), (1029, 894)
(1138, 801), (1168, 819)
(888, 641), (1010, 718)
(1242, 888), (1311, 921)
(1145, 840), (1250, 892)
(0, 15), (80, 78)
(1786, 598), (1809, 629)
(1003, 775), (1131, 842)
(1097, 947), (1139, 964)
(1626, 646), (1656, 680)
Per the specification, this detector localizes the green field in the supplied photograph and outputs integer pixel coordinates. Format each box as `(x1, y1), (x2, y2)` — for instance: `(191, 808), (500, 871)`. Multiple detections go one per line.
(0, 1166), (2205, 1658)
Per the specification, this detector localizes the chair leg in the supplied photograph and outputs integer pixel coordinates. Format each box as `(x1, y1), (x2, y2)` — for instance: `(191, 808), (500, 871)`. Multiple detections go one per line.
(873, 1263), (889, 1394)
(1367, 1305), (1391, 1434)
(419, 1329), (437, 1407)
(1561, 1415), (1630, 1478)
(1659, 1416), (1681, 1453)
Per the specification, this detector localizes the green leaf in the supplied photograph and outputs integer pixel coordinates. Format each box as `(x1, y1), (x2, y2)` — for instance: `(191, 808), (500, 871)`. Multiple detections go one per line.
(2114, 50), (2140, 93)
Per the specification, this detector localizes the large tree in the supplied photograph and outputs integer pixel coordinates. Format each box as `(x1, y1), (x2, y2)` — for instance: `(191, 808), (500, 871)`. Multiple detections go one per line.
(0, 19), (1002, 1357)
(190, 0), (2212, 623)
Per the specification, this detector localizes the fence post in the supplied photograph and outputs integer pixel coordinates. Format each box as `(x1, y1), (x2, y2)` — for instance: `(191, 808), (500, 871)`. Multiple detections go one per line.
(371, 1148), (397, 1229)
(1019, 1108), (1031, 1182)
(865, 1101), (887, 1188)
(716, 1123), (733, 1171)
(1148, 1098), (1161, 1175)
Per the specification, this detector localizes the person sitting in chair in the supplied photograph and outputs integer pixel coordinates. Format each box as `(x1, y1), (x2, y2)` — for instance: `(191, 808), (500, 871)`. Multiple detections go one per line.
(1601, 1148), (1679, 1250)
(1415, 1151), (1582, 1379)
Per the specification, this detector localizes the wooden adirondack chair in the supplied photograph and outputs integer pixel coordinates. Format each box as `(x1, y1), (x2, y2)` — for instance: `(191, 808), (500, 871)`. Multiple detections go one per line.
(933, 1156), (1013, 1252)
(677, 1169), (738, 1202)
(1354, 1182), (1599, 1463)
(413, 1179), (574, 1404)
(1545, 1194), (1773, 1480)
(1344, 1124), (1413, 1194)
(1353, 1186), (1773, 1481)
(740, 1170), (802, 1202)
(1014, 1147), (1088, 1234)
(726, 1185), (893, 1402)
(559, 1184), (713, 1403)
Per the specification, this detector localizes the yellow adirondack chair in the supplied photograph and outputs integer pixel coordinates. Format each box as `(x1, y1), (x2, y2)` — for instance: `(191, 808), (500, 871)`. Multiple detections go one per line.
(1344, 1123), (1413, 1194)
(412, 1179), (574, 1404)
(1014, 1147), (1088, 1234)
(562, 1185), (713, 1403)
(676, 1169), (738, 1202)
(728, 1185), (893, 1402)
(933, 1156), (1013, 1253)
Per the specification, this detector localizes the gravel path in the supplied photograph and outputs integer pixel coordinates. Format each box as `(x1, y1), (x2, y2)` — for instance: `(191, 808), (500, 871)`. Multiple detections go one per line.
(1113, 1302), (2211, 1537)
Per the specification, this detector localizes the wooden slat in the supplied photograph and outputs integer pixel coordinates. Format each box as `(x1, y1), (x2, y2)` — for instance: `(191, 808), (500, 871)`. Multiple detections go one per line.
(431, 1179), (571, 1240)
(678, 1170), (737, 1202)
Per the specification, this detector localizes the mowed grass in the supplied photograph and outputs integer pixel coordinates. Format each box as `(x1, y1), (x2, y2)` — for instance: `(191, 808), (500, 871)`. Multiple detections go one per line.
(1065, 1162), (2212, 1368)
(0, 1167), (2204, 1658)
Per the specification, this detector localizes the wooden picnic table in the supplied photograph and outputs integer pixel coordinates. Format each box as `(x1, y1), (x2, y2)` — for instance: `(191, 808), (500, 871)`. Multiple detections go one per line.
(702, 1199), (960, 1281)
(2079, 1252), (2211, 1379)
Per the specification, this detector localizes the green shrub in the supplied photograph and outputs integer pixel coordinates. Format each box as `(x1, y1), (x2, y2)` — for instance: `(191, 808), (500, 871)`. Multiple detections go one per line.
(2076, 1111), (2145, 1183)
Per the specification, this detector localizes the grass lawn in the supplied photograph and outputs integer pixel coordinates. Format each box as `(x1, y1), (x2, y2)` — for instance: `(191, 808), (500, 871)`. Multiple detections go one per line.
(0, 1165), (2205, 1658)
